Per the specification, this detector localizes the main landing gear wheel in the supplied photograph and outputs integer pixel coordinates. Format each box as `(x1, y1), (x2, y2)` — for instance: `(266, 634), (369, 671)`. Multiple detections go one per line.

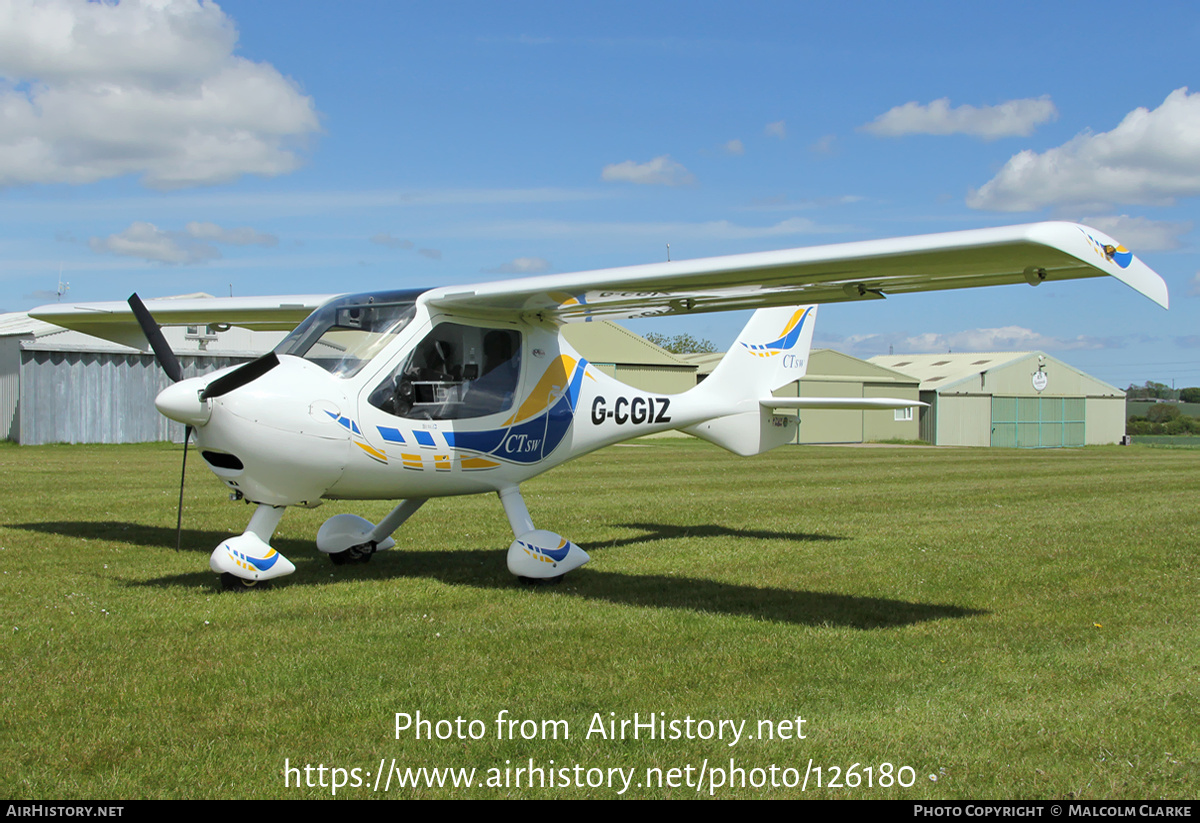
(220, 572), (271, 591)
(328, 544), (375, 566)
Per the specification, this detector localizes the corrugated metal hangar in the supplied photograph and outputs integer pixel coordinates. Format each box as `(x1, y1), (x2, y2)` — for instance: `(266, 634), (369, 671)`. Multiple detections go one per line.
(868, 352), (1126, 447)
(0, 308), (281, 445)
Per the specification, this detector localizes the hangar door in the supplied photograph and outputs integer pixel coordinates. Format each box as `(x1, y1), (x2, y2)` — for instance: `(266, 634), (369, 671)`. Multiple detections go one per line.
(990, 396), (1085, 448)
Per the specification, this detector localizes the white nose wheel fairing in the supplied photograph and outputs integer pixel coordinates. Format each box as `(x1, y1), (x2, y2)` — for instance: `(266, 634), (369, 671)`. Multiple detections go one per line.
(498, 485), (590, 580)
(209, 504), (295, 588)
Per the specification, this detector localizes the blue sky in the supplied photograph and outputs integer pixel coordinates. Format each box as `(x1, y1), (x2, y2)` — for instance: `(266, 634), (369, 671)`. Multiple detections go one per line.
(2, 0), (1198, 387)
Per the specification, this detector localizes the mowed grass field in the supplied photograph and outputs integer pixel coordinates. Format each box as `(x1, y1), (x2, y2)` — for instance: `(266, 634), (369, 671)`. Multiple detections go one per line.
(1, 439), (1196, 799)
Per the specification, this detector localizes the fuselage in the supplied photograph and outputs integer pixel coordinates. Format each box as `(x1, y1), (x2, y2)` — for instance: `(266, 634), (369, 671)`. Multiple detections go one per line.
(165, 290), (718, 508)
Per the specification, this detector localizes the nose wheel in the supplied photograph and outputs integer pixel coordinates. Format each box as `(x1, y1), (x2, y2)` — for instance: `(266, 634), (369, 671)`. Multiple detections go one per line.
(220, 572), (271, 591)
(210, 504), (294, 590)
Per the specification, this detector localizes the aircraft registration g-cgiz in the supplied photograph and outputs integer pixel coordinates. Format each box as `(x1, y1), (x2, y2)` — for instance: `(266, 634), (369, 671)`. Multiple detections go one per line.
(33, 222), (1168, 590)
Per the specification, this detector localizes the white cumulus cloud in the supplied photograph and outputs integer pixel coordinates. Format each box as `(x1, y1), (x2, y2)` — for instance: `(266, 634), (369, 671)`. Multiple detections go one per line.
(1078, 215), (1192, 252)
(722, 139), (744, 156)
(862, 96), (1057, 140)
(90, 220), (277, 264)
(903, 326), (1106, 352)
(969, 88), (1200, 212)
(764, 120), (786, 139)
(0, 0), (320, 190)
(833, 326), (1117, 359)
(90, 222), (214, 264)
(601, 155), (696, 186)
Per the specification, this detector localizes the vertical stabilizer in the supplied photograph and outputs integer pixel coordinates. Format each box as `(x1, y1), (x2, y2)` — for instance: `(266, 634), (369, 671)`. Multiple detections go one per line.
(703, 304), (817, 399)
(682, 305), (816, 455)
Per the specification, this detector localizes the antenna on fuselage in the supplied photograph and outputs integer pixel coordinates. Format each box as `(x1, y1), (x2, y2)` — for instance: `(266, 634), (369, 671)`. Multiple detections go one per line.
(666, 243), (670, 262)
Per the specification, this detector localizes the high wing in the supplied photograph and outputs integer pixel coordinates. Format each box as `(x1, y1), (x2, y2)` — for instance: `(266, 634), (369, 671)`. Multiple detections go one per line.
(421, 222), (1168, 321)
(29, 294), (334, 350)
(30, 222), (1167, 346)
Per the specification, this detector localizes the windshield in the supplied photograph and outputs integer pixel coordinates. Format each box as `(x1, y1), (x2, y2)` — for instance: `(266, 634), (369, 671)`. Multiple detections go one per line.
(275, 289), (424, 378)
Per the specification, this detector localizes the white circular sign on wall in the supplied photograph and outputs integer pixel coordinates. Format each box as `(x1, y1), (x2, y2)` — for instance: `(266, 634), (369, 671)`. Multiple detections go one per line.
(1032, 370), (1048, 392)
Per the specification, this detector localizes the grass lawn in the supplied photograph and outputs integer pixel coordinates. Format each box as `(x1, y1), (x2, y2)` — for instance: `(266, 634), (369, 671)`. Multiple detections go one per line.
(1, 439), (1195, 799)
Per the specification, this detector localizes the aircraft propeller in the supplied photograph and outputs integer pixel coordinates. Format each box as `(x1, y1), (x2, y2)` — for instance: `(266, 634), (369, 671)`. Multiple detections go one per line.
(127, 293), (280, 552)
(200, 351), (279, 400)
(127, 294), (196, 552)
(127, 294), (184, 383)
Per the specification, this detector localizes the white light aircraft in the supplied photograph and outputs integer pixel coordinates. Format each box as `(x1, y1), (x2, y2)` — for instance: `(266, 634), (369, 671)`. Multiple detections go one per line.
(33, 222), (1168, 589)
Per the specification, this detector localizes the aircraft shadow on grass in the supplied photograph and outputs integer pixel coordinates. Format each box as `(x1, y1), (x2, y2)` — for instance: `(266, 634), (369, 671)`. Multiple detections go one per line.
(13, 519), (986, 629)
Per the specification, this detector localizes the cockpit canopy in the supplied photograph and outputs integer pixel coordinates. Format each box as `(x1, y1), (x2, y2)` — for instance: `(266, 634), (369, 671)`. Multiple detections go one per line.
(274, 289), (424, 378)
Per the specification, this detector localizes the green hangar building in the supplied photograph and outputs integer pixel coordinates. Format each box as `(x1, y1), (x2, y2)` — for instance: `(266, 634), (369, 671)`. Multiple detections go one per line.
(777, 350), (921, 444)
(868, 352), (1126, 448)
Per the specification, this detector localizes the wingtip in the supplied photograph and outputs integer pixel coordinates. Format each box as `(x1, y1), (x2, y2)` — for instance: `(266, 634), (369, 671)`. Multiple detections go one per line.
(1037, 222), (1170, 310)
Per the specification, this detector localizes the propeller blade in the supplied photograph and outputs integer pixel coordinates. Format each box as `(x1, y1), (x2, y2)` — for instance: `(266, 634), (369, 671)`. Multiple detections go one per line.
(177, 424), (191, 552)
(128, 293), (184, 384)
(200, 352), (279, 400)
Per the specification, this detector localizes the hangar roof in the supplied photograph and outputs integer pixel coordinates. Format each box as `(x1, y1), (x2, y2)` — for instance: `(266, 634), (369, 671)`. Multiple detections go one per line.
(870, 352), (1033, 390)
(0, 312), (64, 338)
(870, 351), (1122, 396)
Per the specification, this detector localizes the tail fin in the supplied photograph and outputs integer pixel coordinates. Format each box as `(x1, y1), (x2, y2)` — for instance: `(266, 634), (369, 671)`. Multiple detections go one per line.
(682, 305), (817, 456)
(707, 305), (817, 395)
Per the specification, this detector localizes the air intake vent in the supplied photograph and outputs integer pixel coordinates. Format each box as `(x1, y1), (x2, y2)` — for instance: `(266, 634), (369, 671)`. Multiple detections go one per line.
(202, 451), (244, 471)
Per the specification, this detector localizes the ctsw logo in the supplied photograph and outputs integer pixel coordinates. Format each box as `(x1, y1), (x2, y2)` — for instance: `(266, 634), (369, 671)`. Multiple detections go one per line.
(1079, 227), (1134, 269)
(740, 307), (811, 358)
(504, 434), (542, 454)
(591, 396), (672, 426)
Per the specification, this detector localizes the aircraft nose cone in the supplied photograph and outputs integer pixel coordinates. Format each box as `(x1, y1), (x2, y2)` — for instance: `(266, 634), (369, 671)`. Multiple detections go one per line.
(156, 379), (211, 427)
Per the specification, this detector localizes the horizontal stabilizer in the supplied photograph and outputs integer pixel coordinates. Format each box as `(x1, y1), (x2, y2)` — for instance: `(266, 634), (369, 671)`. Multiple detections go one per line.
(762, 397), (926, 411)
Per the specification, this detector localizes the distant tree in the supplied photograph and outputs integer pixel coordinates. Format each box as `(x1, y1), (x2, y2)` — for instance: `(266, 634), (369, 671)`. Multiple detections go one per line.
(644, 333), (718, 354)
(1127, 381), (1174, 400)
(1147, 404), (1182, 424)
(1180, 387), (1200, 404)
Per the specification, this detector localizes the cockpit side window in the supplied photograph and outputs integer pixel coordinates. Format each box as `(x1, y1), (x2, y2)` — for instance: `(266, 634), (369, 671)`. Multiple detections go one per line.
(368, 323), (522, 420)
(275, 290), (422, 379)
